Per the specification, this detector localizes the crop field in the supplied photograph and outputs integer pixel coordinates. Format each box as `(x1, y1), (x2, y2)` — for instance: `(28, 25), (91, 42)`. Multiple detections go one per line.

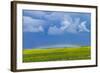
(23, 46), (91, 62)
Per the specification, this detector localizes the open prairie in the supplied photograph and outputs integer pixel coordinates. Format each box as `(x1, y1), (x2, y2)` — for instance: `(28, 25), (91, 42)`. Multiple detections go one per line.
(23, 46), (91, 62)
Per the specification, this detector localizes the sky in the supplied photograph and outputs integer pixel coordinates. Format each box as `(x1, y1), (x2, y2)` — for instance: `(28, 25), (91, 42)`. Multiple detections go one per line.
(22, 10), (91, 49)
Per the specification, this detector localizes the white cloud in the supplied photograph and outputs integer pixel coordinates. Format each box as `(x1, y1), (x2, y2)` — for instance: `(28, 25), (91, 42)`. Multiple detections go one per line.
(48, 17), (90, 35)
(78, 21), (90, 32)
(60, 15), (72, 31)
(23, 11), (90, 34)
(60, 16), (79, 33)
(23, 16), (45, 32)
(48, 26), (64, 35)
(65, 18), (80, 33)
(60, 17), (90, 33)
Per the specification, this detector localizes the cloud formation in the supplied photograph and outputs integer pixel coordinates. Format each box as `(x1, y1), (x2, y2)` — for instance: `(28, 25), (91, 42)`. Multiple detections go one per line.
(23, 16), (46, 32)
(23, 10), (90, 35)
(64, 18), (80, 33)
(78, 21), (90, 32)
(48, 17), (90, 35)
(48, 26), (64, 35)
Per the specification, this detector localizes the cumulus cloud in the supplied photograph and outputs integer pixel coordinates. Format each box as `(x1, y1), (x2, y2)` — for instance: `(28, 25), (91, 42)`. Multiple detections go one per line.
(23, 10), (90, 34)
(23, 16), (46, 32)
(65, 18), (80, 33)
(48, 16), (90, 35)
(60, 15), (72, 31)
(60, 16), (80, 33)
(78, 21), (90, 32)
(48, 26), (64, 35)
(60, 17), (90, 33)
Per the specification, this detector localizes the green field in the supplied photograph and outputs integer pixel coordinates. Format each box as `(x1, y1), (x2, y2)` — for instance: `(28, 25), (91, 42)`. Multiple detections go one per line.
(23, 46), (91, 62)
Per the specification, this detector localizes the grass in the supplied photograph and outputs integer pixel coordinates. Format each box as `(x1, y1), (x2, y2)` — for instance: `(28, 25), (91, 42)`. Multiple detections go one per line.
(23, 46), (91, 62)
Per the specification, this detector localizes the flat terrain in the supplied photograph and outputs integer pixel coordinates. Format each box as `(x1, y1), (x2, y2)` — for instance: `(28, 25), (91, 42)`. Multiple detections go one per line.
(23, 46), (91, 62)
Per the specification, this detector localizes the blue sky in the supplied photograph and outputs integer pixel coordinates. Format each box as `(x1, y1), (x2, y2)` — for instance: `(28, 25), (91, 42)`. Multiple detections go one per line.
(23, 10), (91, 49)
